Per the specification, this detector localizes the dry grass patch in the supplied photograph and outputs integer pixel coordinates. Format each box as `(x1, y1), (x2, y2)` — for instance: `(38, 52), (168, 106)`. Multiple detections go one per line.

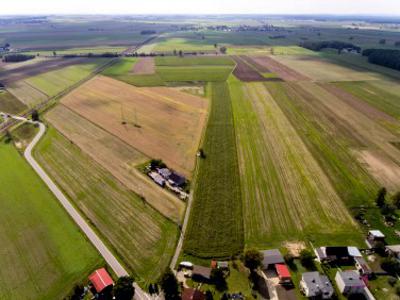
(7, 81), (48, 107)
(132, 57), (155, 75)
(61, 75), (208, 177)
(46, 105), (184, 222)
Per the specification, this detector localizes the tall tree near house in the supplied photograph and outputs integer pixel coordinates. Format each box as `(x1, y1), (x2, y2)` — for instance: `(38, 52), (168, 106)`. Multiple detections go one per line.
(220, 46), (227, 54)
(376, 187), (387, 208)
(160, 269), (180, 300)
(114, 276), (135, 300)
(32, 109), (39, 122)
(243, 249), (263, 271)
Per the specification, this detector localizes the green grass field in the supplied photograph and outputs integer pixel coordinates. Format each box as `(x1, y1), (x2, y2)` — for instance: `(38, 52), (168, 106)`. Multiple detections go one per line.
(155, 56), (235, 66)
(35, 127), (178, 285)
(0, 90), (27, 114)
(0, 140), (102, 299)
(184, 82), (243, 258)
(26, 58), (109, 96)
(157, 65), (234, 82)
(21, 46), (127, 57)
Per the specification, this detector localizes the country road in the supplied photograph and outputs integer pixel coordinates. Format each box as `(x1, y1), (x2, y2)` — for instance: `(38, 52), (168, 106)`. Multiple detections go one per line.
(2, 113), (152, 300)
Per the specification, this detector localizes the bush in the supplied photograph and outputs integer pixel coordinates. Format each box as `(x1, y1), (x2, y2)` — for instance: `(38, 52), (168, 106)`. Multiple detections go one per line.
(381, 257), (400, 275)
(388, 276), (397, 286)
(299, 250), (315, 269)
(284, 253), (295, 265)
(243, 249), (263, 271)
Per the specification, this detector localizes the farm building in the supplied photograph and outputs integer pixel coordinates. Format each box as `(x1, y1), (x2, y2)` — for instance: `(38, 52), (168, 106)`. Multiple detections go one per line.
(385, 245), (400, 259)
(88, 268), (114, 294)
(261, 249), (285, 269)
(300, 272), (334, 299)
(192, 265), (212, 282)
(315, 246), (362, 263)
(158, 168), (172, 179)
(335, 271), (375, 299)
(275, 263), (292, 284)
(354, 256), (372, 276)
(365, 230), (385, 249)
(148, 171), (165, 187)
(169, 172), (186, 187)
(182, 288), (205, 300)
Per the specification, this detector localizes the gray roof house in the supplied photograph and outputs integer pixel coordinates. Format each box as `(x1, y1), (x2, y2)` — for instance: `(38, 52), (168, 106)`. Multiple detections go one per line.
(300, 272), (334, 299)
(261, 249), (284, 269)
(335, 271), (366, 296)
(385, 245), (400, 259)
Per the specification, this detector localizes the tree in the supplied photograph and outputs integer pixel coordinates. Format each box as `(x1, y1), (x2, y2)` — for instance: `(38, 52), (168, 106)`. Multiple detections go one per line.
(159, 269), (180, 300)
(53, 51), (57, 56)
(219, 46), (227, 54)
(210, 268), (227, 292)
(69, 284), (84, 300)
(205, 290), (214, 300)
(4, 130), (12, 143)
(114, 276), (135, 300)
(32, 109), (39, 122)
(243, 249), (263, 271)
(376, 187), (387, 208)
(393, 192), (400, 208)
(214, 43), (218, 48)
(379, 39), (386, 45)
(381, 257), (400, 275)
(284, 253), (295, 269)
(178, 50), (183, 57)
(173, 49), (177, 56)
(299, 250), (315, 269)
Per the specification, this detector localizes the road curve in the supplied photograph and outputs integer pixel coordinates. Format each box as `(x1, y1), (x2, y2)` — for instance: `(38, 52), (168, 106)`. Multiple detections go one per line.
(14, 117), (152, 300)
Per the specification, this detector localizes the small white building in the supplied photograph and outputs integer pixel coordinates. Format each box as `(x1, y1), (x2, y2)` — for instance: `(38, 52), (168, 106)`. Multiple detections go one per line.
(335, 270), (365, 296)
(300, 272), (334, 299)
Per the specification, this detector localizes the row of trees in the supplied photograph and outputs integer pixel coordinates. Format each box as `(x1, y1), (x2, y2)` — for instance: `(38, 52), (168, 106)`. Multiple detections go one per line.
(2, 53), (35, 62)
(375, 187), (400, 224)
(362, 49), (400, 71)
(299, 40), (361, 52)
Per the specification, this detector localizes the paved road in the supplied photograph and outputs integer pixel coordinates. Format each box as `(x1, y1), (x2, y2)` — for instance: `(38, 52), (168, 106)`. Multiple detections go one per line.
(2, 113), (153, 300)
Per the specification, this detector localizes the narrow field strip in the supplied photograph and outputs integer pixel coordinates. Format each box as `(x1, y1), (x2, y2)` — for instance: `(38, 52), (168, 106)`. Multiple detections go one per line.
(34, 127), (178, 285)
(229, 78), (358, 248)
(184, 82), (243, 258)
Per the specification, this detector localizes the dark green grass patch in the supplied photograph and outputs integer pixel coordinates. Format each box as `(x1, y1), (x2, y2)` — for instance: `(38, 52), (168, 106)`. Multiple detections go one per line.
(184, 82), (243, 258)
(0, 90), (27, 114)
(155, 56), (235, 66)
(0, 140), (102, 299)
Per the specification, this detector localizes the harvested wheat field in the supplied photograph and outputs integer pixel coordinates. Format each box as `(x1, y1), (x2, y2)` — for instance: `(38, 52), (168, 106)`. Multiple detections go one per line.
(46, 105), (185, 222)
(61, 75), (208, 177)
(249, 56), (310, 81)
(132, 57), (155, 74)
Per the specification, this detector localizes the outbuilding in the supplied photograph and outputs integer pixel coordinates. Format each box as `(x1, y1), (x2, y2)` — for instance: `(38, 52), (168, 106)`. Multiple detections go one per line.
(275, 263), (291, 284)
(192, 265), (212, 282)
(300, 271), (334, 299)
(335, 270), (365, 296)
(261, 249), (284, 269)
(182, 288), (205, 300)
(88, 268), (114, 294)
(385, 245), (400, 259)
(366, 230), (385, 249)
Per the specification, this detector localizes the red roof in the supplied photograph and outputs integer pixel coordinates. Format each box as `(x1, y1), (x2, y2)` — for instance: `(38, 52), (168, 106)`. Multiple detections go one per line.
(275, 264), (291, 279)
(89, 268), (114, 293)
(182, 288), (205, 300)
(210, 260), (217, 269)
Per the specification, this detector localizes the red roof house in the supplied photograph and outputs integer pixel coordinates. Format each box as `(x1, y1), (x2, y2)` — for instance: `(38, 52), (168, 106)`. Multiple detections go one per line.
(182, 288), (205, 300)
(275, 264), (292, 284)
(89, 268), (114, 293)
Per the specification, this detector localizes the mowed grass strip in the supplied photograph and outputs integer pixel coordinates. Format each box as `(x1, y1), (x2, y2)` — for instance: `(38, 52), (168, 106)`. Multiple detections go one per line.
(228, 77), (358, 248)
(157, 65), (234, 82)
(35, 128), (178, 285)
(0, 141), (102, 299)
(184, 82), (243, 258)
(25, 58), (109, 97)
(0, 89), (27, 113)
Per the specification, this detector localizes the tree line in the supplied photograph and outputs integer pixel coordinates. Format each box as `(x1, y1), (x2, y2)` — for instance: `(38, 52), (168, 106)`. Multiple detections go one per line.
(2, 53), (35, 62)
(299, 40), (361, 52)
(362, 48), (400, 71)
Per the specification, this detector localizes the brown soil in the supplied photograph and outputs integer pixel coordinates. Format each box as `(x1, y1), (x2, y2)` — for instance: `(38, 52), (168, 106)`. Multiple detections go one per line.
(232, 56), (268, 82)
(251, 56), (310, 81)
(283, 241), (306, 257)
(61, 75), (208, 177)
(132, 57), (155, 75)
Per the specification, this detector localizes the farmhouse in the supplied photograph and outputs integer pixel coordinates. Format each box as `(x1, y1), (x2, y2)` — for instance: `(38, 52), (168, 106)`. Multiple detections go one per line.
(365, 230), (385, 249)
(158, 168), (172, 179)
(182, 288), (205, 300)
(169, 172), (186, 187)
(192, 265), (212, 282)
(300, 272), (334, 299)
(148, 171), (165, 187)
(385, 244), (400, 259)
(89, 268), (114, 294)
(315, 246), (362, 263)
(335, 271), (375, 299)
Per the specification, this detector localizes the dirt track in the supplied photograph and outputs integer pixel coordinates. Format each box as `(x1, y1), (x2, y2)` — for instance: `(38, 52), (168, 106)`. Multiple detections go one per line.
(0, 57), (100, 84)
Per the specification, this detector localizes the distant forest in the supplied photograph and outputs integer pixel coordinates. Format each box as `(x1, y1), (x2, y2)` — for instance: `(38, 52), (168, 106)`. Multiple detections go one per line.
(362, 49), (400, 71)
(2, 53), (35, 62)
(300, 40), (361, 52)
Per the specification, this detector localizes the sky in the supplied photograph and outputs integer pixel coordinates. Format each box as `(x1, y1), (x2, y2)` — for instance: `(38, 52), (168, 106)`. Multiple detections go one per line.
(1, 0), (400, 16)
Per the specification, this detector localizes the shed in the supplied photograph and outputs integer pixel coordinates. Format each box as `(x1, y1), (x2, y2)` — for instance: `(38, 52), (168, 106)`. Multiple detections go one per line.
(179, 261), (194, 269)
(366, 230), (385, 248)
(158, 168), (172, 179)
(217, 261), (229, 269)
(354, 256), (372, 276)
(300, 272), (334, 299)
(169, 172), (186, 187)
(385, 245), (400, 258)
(275, 264), (291, 284)
(192, 265), (212, 281)
(89, 268), (114, 293)
(261, 249), (284, 269)
(182, 288), (205, 300)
